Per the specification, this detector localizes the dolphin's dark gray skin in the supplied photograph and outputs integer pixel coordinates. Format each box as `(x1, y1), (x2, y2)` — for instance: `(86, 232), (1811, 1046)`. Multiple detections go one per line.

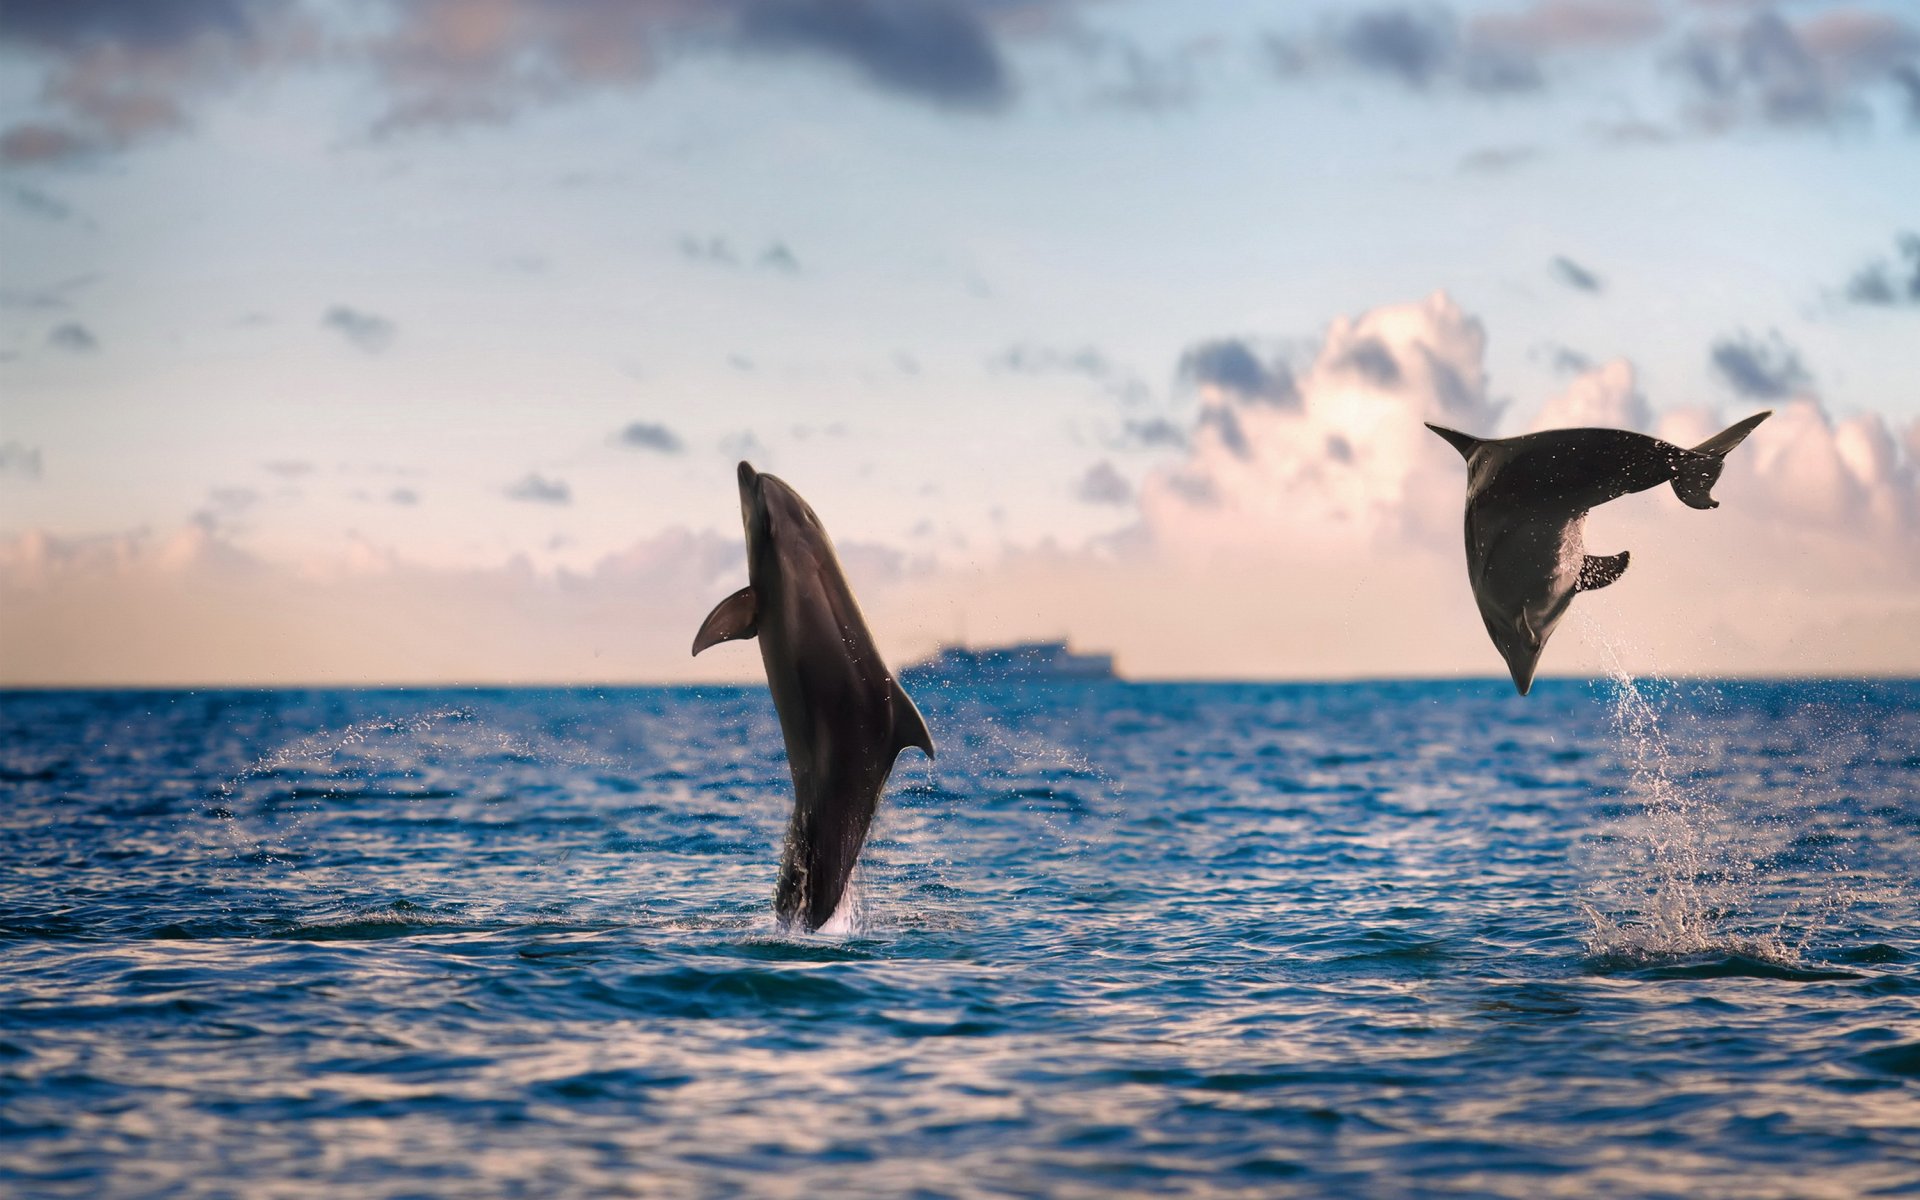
(692, 462), (934, 930)
(1426, 412), (1771, 695)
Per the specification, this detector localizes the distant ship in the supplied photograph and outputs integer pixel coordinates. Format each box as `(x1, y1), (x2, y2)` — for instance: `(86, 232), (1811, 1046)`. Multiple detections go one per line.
(899, 640), (1119, 685)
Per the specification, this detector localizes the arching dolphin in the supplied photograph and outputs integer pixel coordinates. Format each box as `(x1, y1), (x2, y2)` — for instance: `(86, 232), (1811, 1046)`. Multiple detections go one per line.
(1425, 412), (1770, 695)
(692, 462), (935, 930)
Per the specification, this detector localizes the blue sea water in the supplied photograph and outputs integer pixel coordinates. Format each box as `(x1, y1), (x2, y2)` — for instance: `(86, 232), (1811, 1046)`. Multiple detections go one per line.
(1, 678), (1917, 1198)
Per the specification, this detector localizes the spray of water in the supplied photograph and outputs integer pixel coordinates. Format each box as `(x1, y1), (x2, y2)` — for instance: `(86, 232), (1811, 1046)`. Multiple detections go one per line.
(1573, 611), (1795, 965)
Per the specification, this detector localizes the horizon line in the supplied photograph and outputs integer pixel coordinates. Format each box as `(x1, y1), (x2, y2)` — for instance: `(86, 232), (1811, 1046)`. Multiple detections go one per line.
(4, 671), (1917, 694)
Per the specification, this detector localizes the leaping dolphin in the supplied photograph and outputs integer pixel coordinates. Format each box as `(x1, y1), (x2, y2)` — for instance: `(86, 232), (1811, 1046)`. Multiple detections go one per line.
(693, 461), (935, 931)
(1426, 412), (1770, 695)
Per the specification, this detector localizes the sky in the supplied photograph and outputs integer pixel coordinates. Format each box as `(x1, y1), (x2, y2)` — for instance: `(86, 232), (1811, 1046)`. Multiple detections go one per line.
(1, 0), (1918, 685)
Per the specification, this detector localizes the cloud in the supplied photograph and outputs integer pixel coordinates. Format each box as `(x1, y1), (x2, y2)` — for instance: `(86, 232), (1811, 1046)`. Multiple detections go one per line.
(505, 473), (572, 505)
(322, 305), (397, 353)
(388, 487), (420, 506)
(1672, 8), (1920, 131)
(992, 341), (1148, 404)
(1549, 254), (1604, 292)
(0, 0), (1070, 161)
(190, 485), (263, 535)
(1336, 8), (1459, 89)
(993, 343), (1110, 378)
(1078, 33), (1214, 113)
(1710, 331), (1811, 399)
(1121, 417), (1188, 450)
(0, 273), (99, 312)
(615, 421), (685, 453)
(262, 459), (314, 479)
(1458, 144), (1541, 173)
(1338, 337), (1403, 388)
(1844, 233), (1920, 307)
(1526, 358), (1651, 431)
(0, 524), (758, 685)
(680, 234), (802, 273)
(7, 291), (1919, 685)
(47, 322), (98, 353)
(678, 235), (738, 266)
(1279, 5), (1546, 96)
(1898, 62), (1920, 124)
(1255, 2), (1915, 138)
(1142, 292), (1500, 557)
(1074, 460), (1132, 506)
(734, 0), (1010, 110)
(1535, 342), (1594, 375)
(1468, 0), (1665, 54)
(4, 184), (80, 223)
(0, 0), (301, 165)
(719, 429), (770, 461)
(0, 442), (45, 481)
(758, 241), (801, 273)
(1177, 338), (1299, 408)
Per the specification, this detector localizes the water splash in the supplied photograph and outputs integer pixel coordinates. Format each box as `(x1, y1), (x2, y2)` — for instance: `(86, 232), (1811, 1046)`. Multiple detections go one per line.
(1573, 614), (1795, 966)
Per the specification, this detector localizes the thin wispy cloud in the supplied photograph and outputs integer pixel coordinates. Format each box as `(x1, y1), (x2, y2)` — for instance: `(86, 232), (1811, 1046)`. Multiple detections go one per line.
(1550, 255), (1604, 292)
(1844, 233), (1920, 307)
(1121, 417), (1188, 451)
(1177, 339), (1299, 408)
(615, 422), (685, 454)
(679, 235), (803, 274)
(1711, 331), (1811, 399)
(735, 0), (1012, 110)
(0, 442), (45, 481)
(322, 306), (396, 354)
(47, 322), (98, 353)
(1074, 460), (1132, 506)
(505, 473), (572, 505)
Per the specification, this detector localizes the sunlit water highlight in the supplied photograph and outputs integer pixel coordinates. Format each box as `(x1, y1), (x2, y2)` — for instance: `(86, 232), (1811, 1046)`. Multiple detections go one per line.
(2, 681), (1917, 1197)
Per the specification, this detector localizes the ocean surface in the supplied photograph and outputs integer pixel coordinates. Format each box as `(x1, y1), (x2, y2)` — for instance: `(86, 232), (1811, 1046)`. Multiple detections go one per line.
(2, 677), (1917, 1198)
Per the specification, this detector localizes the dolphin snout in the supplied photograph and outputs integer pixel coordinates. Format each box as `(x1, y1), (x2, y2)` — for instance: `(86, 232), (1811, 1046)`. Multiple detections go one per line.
(1500, 616), (1542, 696)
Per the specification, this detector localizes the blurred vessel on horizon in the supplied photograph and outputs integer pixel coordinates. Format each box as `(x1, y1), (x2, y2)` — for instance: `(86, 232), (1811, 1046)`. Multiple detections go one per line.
(900, 639), (1118, 685)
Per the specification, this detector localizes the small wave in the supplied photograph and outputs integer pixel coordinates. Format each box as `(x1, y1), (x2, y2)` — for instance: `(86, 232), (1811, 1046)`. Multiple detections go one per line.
(1584, 950), (1860, 982)
(1854, 1042), (1920, 1078)
(270, 901), (473, 941)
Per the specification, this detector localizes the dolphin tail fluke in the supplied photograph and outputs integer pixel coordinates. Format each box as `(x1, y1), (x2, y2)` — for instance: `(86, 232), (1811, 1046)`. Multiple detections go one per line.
(890, 682), (935, 760)
(1577, 551), (1629, 592)
(691, 586), (759, 655)
(1672, 411), (1771, 510)
(1425, 423), (1484, 460)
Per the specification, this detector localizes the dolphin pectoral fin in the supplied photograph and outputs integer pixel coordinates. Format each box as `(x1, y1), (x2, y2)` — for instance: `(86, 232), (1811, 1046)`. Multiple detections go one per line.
(889, 682), (935, 761)
(1577, 551), (1630, 592)
(691, 586), (759, 656)
(1425, 423), (1484, 460)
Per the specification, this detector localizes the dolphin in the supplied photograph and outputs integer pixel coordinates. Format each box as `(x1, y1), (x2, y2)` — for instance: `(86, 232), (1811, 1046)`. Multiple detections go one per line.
(1425, 412), (1770, 695)
(692, 461), (935, 931)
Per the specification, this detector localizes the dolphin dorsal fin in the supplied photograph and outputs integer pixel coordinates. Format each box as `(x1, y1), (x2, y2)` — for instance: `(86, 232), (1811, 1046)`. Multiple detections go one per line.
(691, 586), (758, 656)
(1577, 551), (1629, 592)
(890, 681), (935, 761)
(1425, 423), (1484, 460)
